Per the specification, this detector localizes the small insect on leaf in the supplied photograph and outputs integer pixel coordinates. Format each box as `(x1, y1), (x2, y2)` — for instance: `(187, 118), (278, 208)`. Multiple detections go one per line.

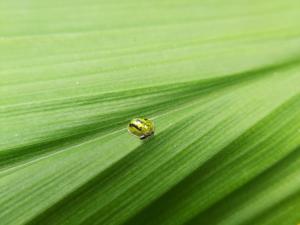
(128, 118), (155, 140)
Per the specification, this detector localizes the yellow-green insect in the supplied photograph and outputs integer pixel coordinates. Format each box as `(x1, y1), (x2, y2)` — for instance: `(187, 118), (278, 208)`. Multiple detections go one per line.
(128, 118), (155, 140)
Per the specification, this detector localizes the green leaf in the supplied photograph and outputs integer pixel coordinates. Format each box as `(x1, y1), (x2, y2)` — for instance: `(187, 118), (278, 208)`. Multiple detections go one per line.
(1, 0), (300, 225)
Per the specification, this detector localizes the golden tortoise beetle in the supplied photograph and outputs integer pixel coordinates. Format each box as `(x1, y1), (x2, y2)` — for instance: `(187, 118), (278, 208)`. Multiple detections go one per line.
(128, 118), (155, 140)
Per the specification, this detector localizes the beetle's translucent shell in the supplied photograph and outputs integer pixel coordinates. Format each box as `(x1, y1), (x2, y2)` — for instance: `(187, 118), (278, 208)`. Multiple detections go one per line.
(128, 118), (155, 140)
